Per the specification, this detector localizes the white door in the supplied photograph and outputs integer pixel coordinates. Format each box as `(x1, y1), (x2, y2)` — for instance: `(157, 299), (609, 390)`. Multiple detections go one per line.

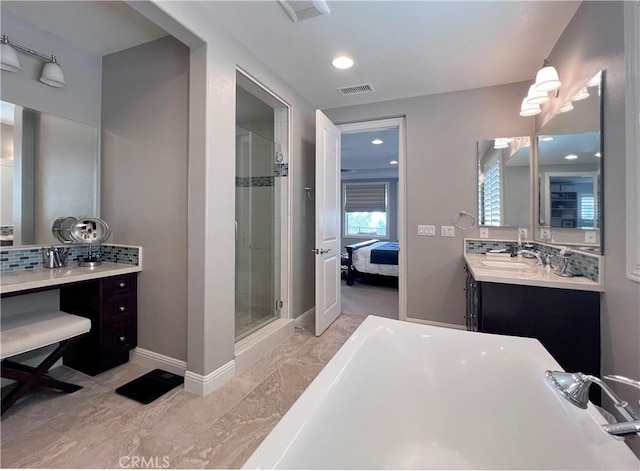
(315, 110), (341, 336)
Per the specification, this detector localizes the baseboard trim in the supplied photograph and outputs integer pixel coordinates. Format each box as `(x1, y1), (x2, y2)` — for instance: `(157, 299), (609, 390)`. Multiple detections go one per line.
(129, 348), (187, 376)
(405, 317), (466, 330)
(295, 306), (315, 329)
(184, 359), (235, 396)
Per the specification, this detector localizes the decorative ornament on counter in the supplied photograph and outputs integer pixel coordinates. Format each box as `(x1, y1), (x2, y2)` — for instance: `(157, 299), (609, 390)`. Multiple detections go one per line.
(51, 217), (111, 267)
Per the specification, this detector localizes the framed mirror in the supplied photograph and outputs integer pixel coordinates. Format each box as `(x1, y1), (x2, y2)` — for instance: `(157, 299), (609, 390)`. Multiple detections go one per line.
(477, 136), (531, 227)
(535, 71), (603, 254)
(0, 100), (99, 248)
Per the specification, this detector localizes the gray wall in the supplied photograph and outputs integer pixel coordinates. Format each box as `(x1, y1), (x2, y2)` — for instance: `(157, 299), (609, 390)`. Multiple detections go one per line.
(101, 36), (189, 362)
(503, 165), (530, 227)
(341, 177), (399, 248)
(326, 81), (532, 325)
(130, 2), (317, 378)
(539, 1), (639, 457)
(0, 10), (102, 127)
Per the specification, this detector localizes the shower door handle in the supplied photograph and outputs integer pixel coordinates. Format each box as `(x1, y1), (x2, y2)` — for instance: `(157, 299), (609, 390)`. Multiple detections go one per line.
(235, 221), (238, 241)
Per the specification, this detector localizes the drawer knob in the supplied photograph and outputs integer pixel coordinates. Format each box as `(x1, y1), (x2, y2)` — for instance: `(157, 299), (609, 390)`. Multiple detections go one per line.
(119, 336), (126, 342)
(118, 282), (126, 288)
(118, 306), (126, 312)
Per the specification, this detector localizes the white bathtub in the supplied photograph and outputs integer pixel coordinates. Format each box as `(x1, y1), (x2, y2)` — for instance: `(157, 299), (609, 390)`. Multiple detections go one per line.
(244, 316), (639, 470)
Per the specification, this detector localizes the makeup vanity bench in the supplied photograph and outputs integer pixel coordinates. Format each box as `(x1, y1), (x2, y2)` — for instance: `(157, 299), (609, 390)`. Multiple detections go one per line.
(1, 262), (141, 376)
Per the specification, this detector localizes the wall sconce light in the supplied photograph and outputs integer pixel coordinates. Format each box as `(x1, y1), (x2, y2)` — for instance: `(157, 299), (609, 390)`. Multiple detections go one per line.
(520, 58), (562, 117)
(572, 87), (590, 101)
(534, 59), (562, 93)
(1, 35), (66, 88)
(519, 97), (541, 117)
(559, 101), (574, 113)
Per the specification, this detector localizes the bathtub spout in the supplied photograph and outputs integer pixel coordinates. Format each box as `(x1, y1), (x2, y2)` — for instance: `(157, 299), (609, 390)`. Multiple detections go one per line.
(546, 371), (640, 439)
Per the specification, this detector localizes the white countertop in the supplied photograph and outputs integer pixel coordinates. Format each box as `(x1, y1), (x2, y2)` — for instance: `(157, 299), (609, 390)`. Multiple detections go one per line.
(1, 263), (142, 295)
(464, 253), (603, 292)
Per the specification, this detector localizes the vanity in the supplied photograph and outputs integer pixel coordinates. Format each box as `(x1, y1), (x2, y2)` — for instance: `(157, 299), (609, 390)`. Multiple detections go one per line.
(469, 70), (605, 402)
(1, 258), (142, 376)
(463, 250), (602, 403)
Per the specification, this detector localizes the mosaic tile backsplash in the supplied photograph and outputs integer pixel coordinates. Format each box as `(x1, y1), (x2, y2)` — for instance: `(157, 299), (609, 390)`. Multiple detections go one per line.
(464, 239), (600, 283)
(1, 244), (140, 273)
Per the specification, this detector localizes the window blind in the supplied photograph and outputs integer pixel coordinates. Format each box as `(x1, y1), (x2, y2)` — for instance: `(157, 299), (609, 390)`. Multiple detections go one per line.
(581, 195), (594, 220)
(344, 183), (387, 213)
(482, 157), (501, 226)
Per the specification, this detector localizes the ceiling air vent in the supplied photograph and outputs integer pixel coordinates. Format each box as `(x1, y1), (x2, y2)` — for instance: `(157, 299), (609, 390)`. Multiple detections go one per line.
(337, 83), (375, 97)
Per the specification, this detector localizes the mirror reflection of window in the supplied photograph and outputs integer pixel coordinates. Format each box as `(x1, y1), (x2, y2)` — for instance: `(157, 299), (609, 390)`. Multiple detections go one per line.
(477, 136), (530, 228)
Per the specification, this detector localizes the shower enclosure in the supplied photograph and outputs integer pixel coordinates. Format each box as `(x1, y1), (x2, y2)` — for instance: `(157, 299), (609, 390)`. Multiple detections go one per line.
(235, 125), (282, 340)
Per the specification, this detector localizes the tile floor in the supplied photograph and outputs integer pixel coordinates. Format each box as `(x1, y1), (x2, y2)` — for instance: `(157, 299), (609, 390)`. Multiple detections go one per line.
(0, 312), (367, 469)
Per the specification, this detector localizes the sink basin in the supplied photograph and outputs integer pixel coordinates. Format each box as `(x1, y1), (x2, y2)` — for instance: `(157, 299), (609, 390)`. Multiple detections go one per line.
(481, 260), (533, 269)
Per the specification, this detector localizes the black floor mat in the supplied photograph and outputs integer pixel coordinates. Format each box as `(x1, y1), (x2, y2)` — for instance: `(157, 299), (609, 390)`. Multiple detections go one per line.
(115, 369), (184, 404)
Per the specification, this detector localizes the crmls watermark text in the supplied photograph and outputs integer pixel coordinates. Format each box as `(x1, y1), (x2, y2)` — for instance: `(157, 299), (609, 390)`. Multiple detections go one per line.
(118, 456), (170, 469)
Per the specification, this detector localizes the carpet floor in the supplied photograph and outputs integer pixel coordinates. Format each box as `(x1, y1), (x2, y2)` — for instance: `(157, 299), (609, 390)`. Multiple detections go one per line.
(341, 279), (399, 319)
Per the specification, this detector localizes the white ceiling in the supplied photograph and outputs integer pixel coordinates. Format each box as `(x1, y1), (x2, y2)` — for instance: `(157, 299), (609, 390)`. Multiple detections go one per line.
(2, 1), (580, 109)
(200, 0), (581, 109)
(1, 1), (168, 56)
(538, 132), (600, 166)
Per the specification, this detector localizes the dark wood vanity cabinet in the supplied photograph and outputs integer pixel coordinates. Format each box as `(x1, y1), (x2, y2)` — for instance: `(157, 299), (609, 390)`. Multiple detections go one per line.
(464, 265), (600, 400)
(61, 273), (138, 376)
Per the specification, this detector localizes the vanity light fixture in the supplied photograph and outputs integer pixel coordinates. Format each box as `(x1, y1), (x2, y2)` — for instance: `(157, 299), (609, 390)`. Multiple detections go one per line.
(519, 97), (541, 117)
(565, 154), (579, 160)
(573, 87), (590, 101)
(371, 138), (383, 145)
(559, 102), (574, 113)
(494, 137), (511, 149)
(534, 59), (562, 93)
(389, 160), (398, 165)
(331, 55), (354, 70)
(525, 84), (550, 105)
(0, 35), (66, 88)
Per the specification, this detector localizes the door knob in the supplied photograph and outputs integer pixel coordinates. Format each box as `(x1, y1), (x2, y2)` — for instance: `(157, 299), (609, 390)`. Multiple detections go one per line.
(312, 248), (332, 255)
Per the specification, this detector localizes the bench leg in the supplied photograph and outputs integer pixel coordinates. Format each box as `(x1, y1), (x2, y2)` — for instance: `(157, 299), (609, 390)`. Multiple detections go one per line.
(1, 339), (83, 415)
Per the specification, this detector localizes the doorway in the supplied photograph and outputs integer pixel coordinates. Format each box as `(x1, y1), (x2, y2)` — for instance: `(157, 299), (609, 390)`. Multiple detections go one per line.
(235, 71), (290, 341)
(337, 118), (406, 321)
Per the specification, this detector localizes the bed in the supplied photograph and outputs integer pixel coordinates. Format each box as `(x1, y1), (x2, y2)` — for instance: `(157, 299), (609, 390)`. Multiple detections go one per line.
(345, 239), (399, 286)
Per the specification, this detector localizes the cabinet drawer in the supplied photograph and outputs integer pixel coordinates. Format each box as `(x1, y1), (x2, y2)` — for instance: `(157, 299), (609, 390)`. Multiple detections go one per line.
(103, 296), (136, 322)
(106, 323), (137, 352)
(102, 274), (137, 298)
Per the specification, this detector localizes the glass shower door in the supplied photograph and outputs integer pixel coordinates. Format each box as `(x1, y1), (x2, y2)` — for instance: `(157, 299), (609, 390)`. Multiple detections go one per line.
(235, 126), (281, 341)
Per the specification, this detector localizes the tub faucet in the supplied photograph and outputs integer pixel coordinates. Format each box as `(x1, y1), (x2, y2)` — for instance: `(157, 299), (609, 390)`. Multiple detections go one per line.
(517, 249), (543, 266)
(546, 371), (640, 439)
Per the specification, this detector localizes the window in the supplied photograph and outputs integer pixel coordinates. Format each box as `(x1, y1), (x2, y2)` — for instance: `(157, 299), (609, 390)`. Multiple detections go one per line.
(343, 182), (388, 238)
(580, 194), (594, 221)
(480, 155), (501, 226)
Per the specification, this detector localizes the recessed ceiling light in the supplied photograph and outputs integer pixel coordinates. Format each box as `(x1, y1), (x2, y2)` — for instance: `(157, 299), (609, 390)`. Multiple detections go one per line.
(541, 136), (554, 141)
(565, 154), (578, 160)
(331, 55), (354, 70)
(595, 152), (601, 157)
(371, 139), (383, 145)
(389, 160), (398, 165)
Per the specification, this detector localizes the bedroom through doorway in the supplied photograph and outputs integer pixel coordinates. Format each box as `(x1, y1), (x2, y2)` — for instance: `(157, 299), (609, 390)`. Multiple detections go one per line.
(338, 118), (405, 320)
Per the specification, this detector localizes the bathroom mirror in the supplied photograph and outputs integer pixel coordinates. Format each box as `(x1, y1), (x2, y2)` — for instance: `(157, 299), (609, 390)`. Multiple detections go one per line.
(477, 136), (531, 227)
(0, 100), (99, 248)
(535, 71), (603, 254)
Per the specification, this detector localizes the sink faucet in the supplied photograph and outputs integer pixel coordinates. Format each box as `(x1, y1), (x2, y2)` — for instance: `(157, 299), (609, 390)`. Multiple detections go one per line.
(517, 249), (543, 266)
(546, 371), (640, 439)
